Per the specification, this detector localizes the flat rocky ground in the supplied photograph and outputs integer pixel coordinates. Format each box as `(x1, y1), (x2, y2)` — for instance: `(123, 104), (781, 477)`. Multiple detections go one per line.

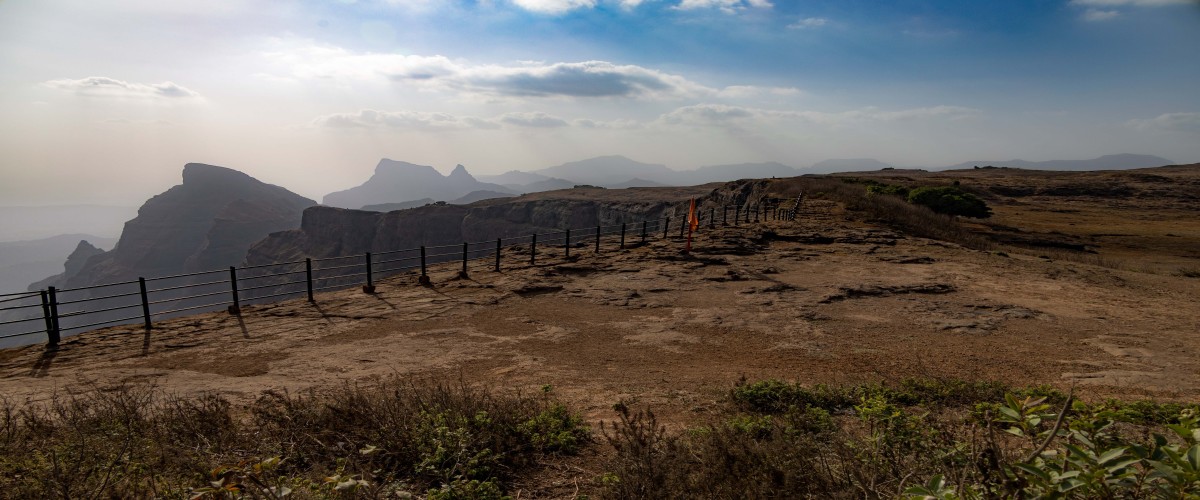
(2, 197), (1196, 431)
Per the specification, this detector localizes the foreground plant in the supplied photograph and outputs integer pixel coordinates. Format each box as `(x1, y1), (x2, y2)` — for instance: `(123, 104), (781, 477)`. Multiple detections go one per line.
(0, 379), (590, 498)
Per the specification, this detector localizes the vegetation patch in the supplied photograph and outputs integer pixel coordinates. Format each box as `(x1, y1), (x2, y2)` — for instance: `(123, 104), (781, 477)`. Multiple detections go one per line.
(599, 378), (1200, 499)
(0, 379), (589, 498)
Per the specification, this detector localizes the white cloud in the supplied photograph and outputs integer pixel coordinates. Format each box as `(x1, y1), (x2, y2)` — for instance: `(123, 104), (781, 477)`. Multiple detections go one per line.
(658, 103), (980, 127)
(42, 77), (200, 99)
(265, 41), (714, 99)
(499, 111), (570, 127)
(511, 0), (598, 14)
(1069, 0), (1193, 6)
(312, 109), (501, 129)
(1128, 112), (1200, 132)
(674, 0), (772, 14)
(717, 85), (803, 98)
(788, 17), (828, 29)
(1083, 8), (1121, 20)
(1069, 0), (1191, 21)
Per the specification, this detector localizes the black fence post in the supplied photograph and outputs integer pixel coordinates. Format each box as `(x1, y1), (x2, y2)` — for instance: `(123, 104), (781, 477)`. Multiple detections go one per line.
(709, 208), (715, 229)
(419, 246), (431, 285)
(460, 242), (469, 278)
(305, 258), (314, 302)
(495, 238), (502, 271)
(620, 223), (626, 249)
(680, 216), (686, 238)
(530, 234), (537, 265)
(228, 267), (241, 315)
(734, 205), (740, 225)
(565, 229), (571, 258)
(45, 287), (60, 347)
(664, 216), (670, 239)
(363, 252), (375, 294)
(40, 290), (53, 344)
(138, 277), (151, 331)
(641, 220), (647, 244)
(595, 225), (601, 253)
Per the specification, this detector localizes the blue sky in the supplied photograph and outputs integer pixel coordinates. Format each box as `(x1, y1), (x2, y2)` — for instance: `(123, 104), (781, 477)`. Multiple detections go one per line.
(1, 0), (1197, 205)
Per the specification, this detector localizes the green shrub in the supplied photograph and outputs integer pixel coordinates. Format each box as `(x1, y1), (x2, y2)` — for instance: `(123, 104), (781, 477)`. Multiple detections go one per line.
(866, 183), (911, 197)
(907, 186), (993, 218)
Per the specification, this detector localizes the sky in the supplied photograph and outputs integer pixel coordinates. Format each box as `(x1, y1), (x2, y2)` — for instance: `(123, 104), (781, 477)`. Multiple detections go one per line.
(1, 0), (1198, 206)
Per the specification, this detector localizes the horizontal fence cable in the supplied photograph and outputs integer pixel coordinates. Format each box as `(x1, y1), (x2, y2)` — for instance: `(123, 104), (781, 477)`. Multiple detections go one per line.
(60, 314), (146, 332)
(58, 302), (142, 318)
(152, 301), (231, 317)
(238, 259), (306, 271)
(236, 269), (307, 282)
(0, 315), (46, 327)
(0, 328), (43, 340)
(56, 279), (140, 293)
(148, 278), (230, 293)
(144, 268), (226, 282)
(240, 280), (309, 293)
(147, 289), (230, 306)
(55, 290), (143, 306)
(0, 301), (43, 313)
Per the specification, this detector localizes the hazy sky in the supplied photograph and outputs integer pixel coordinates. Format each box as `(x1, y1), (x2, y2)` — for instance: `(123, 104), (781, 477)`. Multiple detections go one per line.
(1, 0), (1198, 206)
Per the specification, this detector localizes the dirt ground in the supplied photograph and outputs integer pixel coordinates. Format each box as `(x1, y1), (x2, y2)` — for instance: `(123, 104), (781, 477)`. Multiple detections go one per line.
(2, 196), (1197, 431)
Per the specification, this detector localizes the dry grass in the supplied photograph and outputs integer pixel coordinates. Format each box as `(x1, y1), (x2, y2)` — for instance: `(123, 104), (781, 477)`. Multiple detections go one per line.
(0, 378), (588, 498)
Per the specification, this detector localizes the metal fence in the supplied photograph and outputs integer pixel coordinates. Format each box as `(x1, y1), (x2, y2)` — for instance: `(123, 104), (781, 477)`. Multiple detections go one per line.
(0, 202), (783, 348)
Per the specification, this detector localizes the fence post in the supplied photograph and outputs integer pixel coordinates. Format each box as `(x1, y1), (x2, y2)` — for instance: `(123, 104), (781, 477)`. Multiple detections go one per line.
(363, 252), (375, 294)
(565, 229), (571, 258)
(530, 234), (537, 265)
(460, 242), (469, 278)
(709, 208), (715, 229)
(305, 258), (314, 302)
(680, 216), (686, 238)
(723, 205), (728, 226)
(138, 277), (151, 331)
(663, 216), (670, 239)
(228, 267), (241, 315)
(495, 238), (502, 271)
(641, 220), (647, 244)
(734, 205), (740, 225)
(46, 287), (60, 347)
(595, 225), (601, 253)
(40, 290), (54, 346)
(419, 246), (431, 285)
(620, 223), (626, 249)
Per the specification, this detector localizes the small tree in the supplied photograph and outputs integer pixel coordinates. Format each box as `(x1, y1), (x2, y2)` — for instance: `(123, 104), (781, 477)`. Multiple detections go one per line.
(907, 186), (992, 219)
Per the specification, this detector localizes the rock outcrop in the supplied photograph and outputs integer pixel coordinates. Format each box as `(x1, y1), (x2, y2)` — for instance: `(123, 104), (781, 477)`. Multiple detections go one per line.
(26, 240), (106, 291)
(321, 160), (515, 209)
(42, 163), (315, 289)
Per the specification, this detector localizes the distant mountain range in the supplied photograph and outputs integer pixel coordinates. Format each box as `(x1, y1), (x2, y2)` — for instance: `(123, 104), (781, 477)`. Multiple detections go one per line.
(323, 160), (516, 209)
(941, 154), (1173, 171)
(331, 154), (1178, 214)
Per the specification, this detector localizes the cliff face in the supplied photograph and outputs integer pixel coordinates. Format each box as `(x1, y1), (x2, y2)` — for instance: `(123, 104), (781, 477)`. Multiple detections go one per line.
(246, 179), (778, 267)
(53, 163), (315, 288)
(321, 160), (515, 209)
(245, 192), (704, 265)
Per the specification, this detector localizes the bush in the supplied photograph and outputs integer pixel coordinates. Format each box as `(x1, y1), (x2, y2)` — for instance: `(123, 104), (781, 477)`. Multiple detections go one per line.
(600, 380), (1200, 499)
(907, 186), (993, 219)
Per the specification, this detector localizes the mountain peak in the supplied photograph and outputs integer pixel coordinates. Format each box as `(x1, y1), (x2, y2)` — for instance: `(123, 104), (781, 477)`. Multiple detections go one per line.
(182, 163), (255, 185)
(448, 164), (474, 180)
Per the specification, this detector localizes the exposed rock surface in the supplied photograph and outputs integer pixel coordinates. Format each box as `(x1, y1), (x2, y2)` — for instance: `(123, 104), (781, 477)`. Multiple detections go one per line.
(46, 163), (315, 288)
(321, 160), (515, 209)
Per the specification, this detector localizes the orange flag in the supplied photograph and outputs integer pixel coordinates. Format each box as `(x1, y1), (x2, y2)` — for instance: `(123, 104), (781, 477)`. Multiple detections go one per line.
(688, 198), (699, 231)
